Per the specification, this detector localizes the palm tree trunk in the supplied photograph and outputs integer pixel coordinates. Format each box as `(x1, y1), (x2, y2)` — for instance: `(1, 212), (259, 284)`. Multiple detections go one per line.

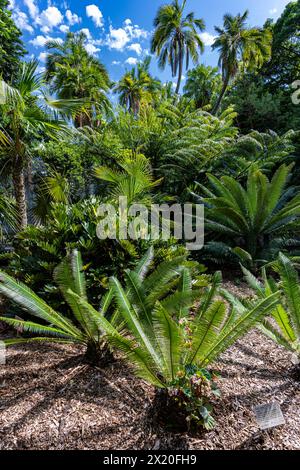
(13, 165), (27, 230)
(212, 77), (229, 115)
(175, 44), (183, 95)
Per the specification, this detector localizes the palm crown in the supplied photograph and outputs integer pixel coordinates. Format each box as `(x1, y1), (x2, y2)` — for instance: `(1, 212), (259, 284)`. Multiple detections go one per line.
(45, 32), (111, 127)
(212, 10), (272, 113)
(151, 0), (205, 94)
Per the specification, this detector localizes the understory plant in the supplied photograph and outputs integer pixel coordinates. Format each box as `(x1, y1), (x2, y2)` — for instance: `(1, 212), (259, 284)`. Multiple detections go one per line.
(241, 253), (300, 365)
(192, 163), (300, 269)
(0, 250), (114, 362)
(0, 247), (279, 428)
(0, 248), (194, 363)
(106, 265), (279, 429)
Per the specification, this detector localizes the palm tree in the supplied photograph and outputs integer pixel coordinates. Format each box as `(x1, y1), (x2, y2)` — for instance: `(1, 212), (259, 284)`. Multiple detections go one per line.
(212, 10), (272, 114)
(114, 58), (160, 115)
(151, 0), (205, 94)
(183, 64), (222, 108)
(0, 60), (75, 229)
(45, 32), (111, 127)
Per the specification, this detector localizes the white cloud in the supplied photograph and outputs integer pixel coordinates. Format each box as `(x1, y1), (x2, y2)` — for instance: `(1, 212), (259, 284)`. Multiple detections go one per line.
(106, 20), (149, 51)
(124, 21), (149, 40)
(65, 9), (81, 25)
(107, 25), (130, 50)
(36, 7), (64, 32)
(80, 28), (92, 40)
(86, 4), (104, 27)
(200, 32), (216, 46)
(7, 0), (14, 10)
(24, 0), (39, 19)
(125, 57), (138, 65)
(30, 35), (63, 47)
(38, 52), (48, 62)
(13, 10), (34, 34)
(85, 43), (100, 55)
(112, 60), (121, 65)
(127, 43), (142, 55)
(59, 24), (69, 33)
(269, 8), (278, 15)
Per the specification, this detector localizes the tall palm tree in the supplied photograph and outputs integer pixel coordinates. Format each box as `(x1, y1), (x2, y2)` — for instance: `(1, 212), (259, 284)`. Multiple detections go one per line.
(183, 64), (222, 108)
(151, 0), (205, 94)
(45, 32), (111, 127)
(114, 58), (160, 115)
(0, 60), (77, 229)
(212, 10), (272, 114)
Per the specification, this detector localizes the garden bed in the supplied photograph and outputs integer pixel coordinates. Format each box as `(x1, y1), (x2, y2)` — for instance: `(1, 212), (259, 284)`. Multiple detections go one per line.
(0, 328), (299, 450)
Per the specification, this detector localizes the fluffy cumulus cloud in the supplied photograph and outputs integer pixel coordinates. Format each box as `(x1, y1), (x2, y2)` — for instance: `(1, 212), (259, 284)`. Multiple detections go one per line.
(36, 7), (64, 33)
(200, 32), (216, 47)
(38, 52), (48, 62)
(24, 0), (39, 19)
(127, 43), (142, 55)
(59, 24), (70, 33)
(86, 4), (104, 28)
(107, 25), (130, 50)
(125, 57), (138, 65)
(13, 10), (34, 34)
(112, 60), (121, 65)
(30, 35), (63, 47)
(66, 9), (81, 25)
(80, 28), (92, 40)
(124, 19), (149, 40)
(106, 19), (149, 51)
(85, 43), (100, 55)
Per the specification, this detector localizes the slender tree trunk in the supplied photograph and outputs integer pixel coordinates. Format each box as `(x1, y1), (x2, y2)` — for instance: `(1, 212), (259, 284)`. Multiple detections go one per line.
(175, 44), (183, 95)
(13, 165), (27, 230)
(212, 77), (229, 115)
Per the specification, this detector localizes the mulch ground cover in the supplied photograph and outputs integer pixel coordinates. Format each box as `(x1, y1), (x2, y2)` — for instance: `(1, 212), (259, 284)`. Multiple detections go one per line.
(1, 324), (299, 450)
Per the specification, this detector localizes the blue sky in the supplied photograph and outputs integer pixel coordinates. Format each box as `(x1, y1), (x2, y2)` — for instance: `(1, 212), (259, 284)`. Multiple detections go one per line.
(8, 0), (292, 88)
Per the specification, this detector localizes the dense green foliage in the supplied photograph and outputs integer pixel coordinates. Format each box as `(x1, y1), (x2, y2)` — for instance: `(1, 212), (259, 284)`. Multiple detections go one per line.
(0, 0), (300, 431)
(0, 248), (279, 427)
(193, 164), (300, 268)
(242, 254), (300, 362)
(0, 0), (25, 81)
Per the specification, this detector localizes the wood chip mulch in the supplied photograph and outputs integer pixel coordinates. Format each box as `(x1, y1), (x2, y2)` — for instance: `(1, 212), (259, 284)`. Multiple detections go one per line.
(0, 326), (299, 450)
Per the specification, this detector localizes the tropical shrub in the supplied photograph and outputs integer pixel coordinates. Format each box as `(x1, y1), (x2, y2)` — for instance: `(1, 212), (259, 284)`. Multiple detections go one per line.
(213, 129), (296, 179)
(192, 163), (300, 269)
(0, 248), (202, 362)
(7, 198), (142, 308)
(158, 106), (238, 196)
(242, 253), (300, 365)
(106, 265), (278, 428)
(0, 250), (114, 362)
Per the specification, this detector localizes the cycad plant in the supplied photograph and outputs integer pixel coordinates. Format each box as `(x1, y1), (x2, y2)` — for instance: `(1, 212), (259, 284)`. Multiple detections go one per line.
(105, 263), (278, 428)
(193, 163), (300, 268)
(0, 250), (113, 362)
(0, 248), (192, 362)
(242, 253), (300, 365)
